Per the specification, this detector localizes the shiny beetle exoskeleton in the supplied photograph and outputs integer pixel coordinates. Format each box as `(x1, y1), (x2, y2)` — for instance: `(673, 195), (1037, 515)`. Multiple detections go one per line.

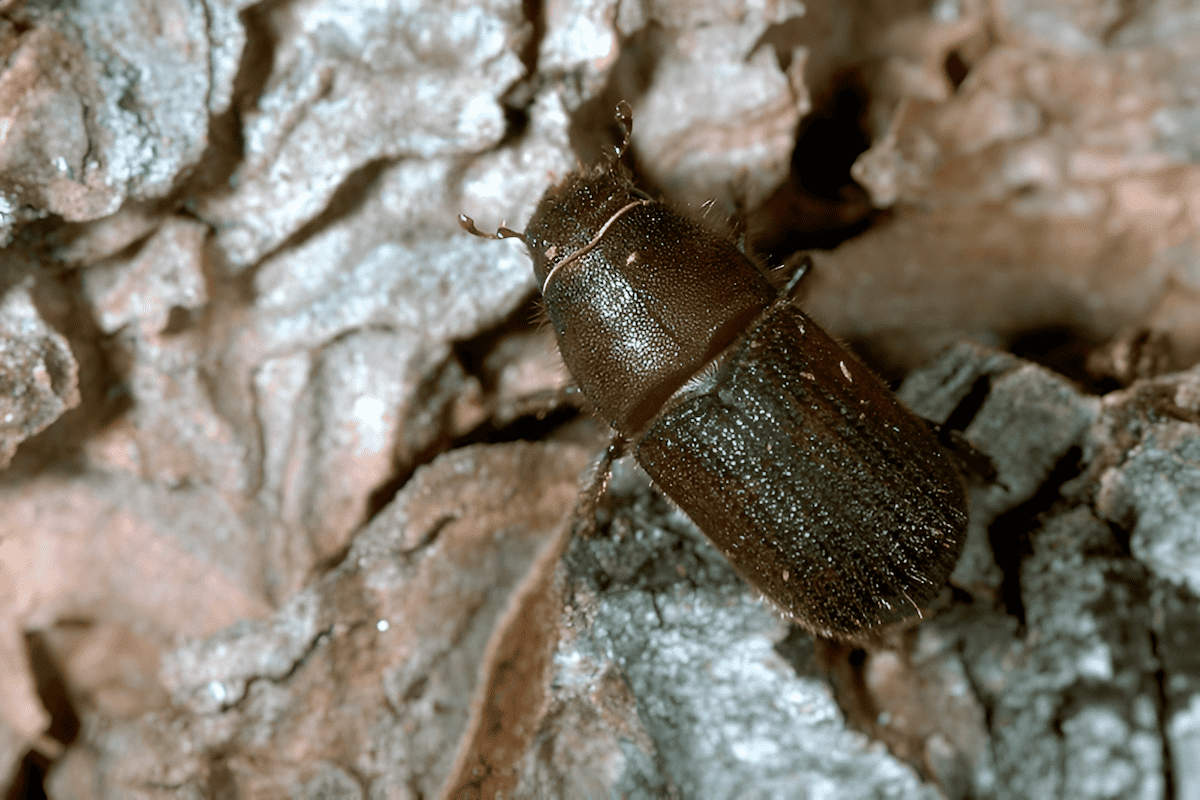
(461, 103), (967, 639)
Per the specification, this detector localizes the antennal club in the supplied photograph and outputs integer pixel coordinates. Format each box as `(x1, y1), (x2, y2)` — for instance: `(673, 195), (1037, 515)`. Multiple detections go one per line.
(613, 100), (633, 161)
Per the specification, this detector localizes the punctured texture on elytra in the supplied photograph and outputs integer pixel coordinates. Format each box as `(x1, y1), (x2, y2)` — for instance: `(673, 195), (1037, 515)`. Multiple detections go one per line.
(637, 303), (966, 637)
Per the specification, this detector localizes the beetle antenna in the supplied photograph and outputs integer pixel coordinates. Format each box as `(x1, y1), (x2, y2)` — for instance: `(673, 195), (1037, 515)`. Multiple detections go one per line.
(613, 100), (634, 161)
(458, 214), (528, 245)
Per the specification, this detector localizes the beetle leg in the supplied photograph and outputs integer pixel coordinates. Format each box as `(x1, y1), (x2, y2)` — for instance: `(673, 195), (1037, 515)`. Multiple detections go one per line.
(571, 437), (627, 538)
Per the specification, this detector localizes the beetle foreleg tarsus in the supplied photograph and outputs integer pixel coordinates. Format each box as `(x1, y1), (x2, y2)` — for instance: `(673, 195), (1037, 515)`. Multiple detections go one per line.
(571, 437), (627, 538)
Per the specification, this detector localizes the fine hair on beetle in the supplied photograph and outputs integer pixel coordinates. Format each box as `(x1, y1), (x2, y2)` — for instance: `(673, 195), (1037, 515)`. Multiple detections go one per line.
(461, 101), (969, 641)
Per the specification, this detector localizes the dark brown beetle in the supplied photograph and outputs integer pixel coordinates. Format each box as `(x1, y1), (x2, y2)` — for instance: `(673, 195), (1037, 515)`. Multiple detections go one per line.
(461, 102), (967, 639)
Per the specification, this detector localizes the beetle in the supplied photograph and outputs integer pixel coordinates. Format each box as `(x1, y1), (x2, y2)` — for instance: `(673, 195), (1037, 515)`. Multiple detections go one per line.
(460, 102), (967, 639)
